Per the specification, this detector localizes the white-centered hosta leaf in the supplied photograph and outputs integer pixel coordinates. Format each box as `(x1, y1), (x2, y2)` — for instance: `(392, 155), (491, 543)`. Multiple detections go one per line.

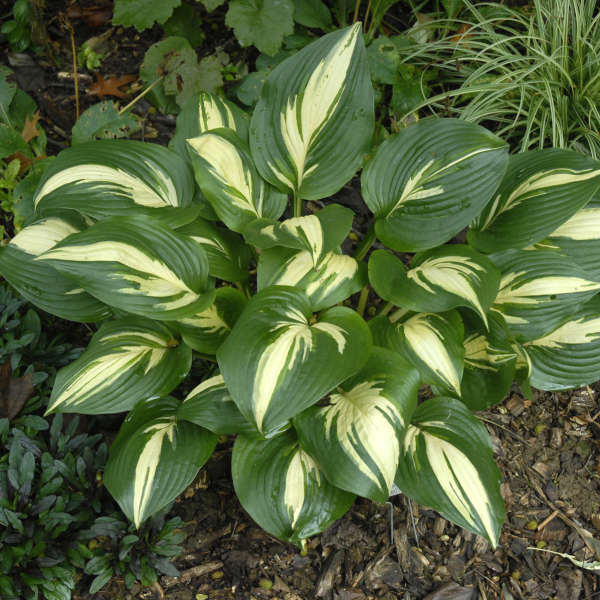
(48, 317), (192, 414)
(369, 246), (500, 327)
(294, 347), (419, 502)
(243, 203), (354, 265)
(172, 287), (247, 354)
(178, 373), (255, 435)
(104, 397), (217, 528)
(170, 91), (250, 159)
(232, 430), (355, 547)
(33, 139), (199, 228)
(258, 247), (365, 312)
(523, 295), (600, 390)
(387, 311), (464, 397)
(490, 248), (600, 341)
(0, 216), (111, 322)
(36, 216), (215, 321)
(469, 149), (600, 252)
(362, 118), (508, 251)
(396, 396), (505, 547)
(217, 286), (372, 436)
(177, 219), (252, 282)
(187, 128), (287, 233)
(250, 24), (374, 200)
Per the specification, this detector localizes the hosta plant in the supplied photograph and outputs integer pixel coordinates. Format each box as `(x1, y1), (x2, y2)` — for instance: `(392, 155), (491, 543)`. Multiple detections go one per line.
(2, 24), (600, 551)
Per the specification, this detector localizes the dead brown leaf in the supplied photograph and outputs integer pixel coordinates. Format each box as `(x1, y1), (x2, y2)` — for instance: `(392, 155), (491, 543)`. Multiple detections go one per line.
(88, 74), (137, 99)
(0, 362), (36, 420)
(66, 4), (112, 27)
(21, 111), (41, 143)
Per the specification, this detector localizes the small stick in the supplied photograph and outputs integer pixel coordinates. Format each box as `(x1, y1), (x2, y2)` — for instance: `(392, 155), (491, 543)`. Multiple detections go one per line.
(406, 497), (420, 547)
(537, 509), (559, 531)
(385, 501), (394, 545)
(67, 22), (79, 120)
(119, 77), (164, 115)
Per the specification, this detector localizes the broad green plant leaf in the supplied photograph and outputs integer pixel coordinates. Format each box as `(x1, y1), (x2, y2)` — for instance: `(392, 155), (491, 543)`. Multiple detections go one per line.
(178, 220), (252, 282)
(178, 374), (255, 434)
(217, 286), (372, 436)
(33, 140), (199, 228)
(225, 0), (294, 56)
(47, 317), (191, 415)
(469, 150), (600, 252)
(173, 287), (247, 354)
(36, 216), (214, 321)
(293, 0), (332, 28)
(369, 246), (500, 327)
(170, 92), (250, 160)
(250, 25), (374, 200)
(232, 430), (355, 547)
(258, 247), (365, 312)
(294, 347), (419, 502)
(187, 128), (287, 233)
(71, 101), (140, 145)
(0, 216), (111, 322)
(113, 0), (180, 31)
(362, 118), (508, 251)
(396, 396), (504, 547)
(523, 296), (600, 390)
(491, 248), (600, 341)
(104, 397), (217, 528)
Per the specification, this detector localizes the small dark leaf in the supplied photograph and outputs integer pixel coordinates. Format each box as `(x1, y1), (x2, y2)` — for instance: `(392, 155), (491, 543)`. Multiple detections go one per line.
(0, 362), (35, 420)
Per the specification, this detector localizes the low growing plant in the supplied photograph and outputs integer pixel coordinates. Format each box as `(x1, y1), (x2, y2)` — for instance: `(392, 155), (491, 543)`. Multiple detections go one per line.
(2, 24), (600, 552)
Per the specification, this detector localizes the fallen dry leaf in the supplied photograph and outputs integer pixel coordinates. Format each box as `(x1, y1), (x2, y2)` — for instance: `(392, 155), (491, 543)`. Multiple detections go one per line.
(66, 4), (112, 27)
(0, 362), (36, 420)
(21, 110), (41, 143)
(89, 74), (137, 99)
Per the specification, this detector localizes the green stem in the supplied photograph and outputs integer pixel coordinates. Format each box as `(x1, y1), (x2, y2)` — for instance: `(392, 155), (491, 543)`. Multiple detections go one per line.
(119, 77), (164, 115)
(234, 281), (252, 299)
(293, 193), (302, 218)
(357, 285), (370, 317)
(352, 0), (361, 24)
(353, 222), (376, 262)
(389, 307), (410, 323)
(378, 301), (394, 317)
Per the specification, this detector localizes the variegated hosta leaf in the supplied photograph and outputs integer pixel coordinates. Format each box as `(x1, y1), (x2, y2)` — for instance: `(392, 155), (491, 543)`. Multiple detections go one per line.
(0, 216), (111, 322)
(387, 311), (465, 397)
(47, 317), (192, 414)
(173, 287), (247, 354)
(294, 347), (419, 502)
(36, 216), (215, 321)
(250, 24), (374, 200)
(459, 310), (517, 411)
(217, 286), (372, 437)
(396, 396), (505, 547)
(187, 128), (287, 233)
(362, 119), (508, 252)
(545, 195), (600, 280)
(170, 91), (250, 159)
(177, 373), (255, 435)
(104, 397), (217, 528)
(469, 150), (600, 253)
(523, 295), (600, 390)
(232, 430), (355, 547)
(243, 203), (354, 265)
(177, 220), (252, 282)
(369, 246), (500, 327)
(33, 140), (200, 228)
(258, 247), (365, 312)
(490, 248), (600, 341)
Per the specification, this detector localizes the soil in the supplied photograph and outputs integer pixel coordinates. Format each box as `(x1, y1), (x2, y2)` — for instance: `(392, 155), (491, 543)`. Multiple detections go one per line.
(3, 2), (600, 599)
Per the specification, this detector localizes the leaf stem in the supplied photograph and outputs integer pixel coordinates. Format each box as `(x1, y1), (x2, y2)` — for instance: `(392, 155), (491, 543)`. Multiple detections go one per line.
(353, 222), (376, 262)
(357, 285), (370, 317)
(378, 301), (394, 317)
(352, 0), (361, 24)
(293, 193), (302, 218)
(119, 77), (164, 116)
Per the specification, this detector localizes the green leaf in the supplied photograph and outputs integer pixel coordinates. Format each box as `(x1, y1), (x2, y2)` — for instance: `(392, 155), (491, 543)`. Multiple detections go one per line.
(170, 92), (249, 161)
(225, 0), (294, 56)
(523, 295), (600, 391)
(71, 102), (140, 145)
(0, 216), (112, 322)
(217, 286), (372, 436)
(197, 0), (225, 11)
(104, 397), (217, 527)
(187, 128), (287, 233)
(362, 118), (509, 251)
(113, 0), (181, 31)
(258, 247), (365, 312)
(387, 311), (464, 397)
(36, 216), (214, 321)
(0, 123), (28, 159)
(369, 246), (500, 327)
(294, 347), (419, 502)
(469, 150), (600, 253)
(250, 25), (374, 200)
(177, 220), (252, 282)
(396, 396), (504, 547)
(163, 3), (205, 47)
(48, 317), (192, 414)
(178, 373), (255, 434)
(173, 287), (247, 354)
(490, 248), (600, 341)
(293, 0), (332, 28)
(232, 430), (355, 546)
(33, 139), (198, 228)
